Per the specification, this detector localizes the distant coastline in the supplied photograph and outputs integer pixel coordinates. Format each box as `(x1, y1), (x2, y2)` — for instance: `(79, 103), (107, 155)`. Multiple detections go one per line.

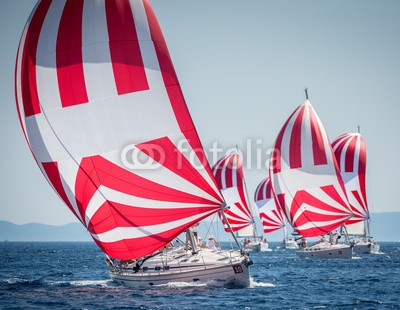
(1, 212), (399, 242)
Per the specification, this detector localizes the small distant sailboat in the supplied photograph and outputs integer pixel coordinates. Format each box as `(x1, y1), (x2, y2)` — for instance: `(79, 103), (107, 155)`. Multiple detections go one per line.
(212, 150), (268, 252)
(15, 0), (251, 287)
(269, 96), (355, 259)
(254, 177), (298, 250)
(332, 132), (380, 254)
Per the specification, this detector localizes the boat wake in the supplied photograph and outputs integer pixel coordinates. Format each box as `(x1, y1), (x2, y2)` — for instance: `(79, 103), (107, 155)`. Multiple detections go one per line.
(154, 281), (207, 288)
(68, 280), (112, 287)
(250, 278), (275, 288)
(46, 279), (112, 288)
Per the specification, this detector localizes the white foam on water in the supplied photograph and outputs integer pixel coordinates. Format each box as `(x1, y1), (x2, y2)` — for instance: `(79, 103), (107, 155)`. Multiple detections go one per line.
(352, 256), (362, 260)
(69, 280), (111, 287)
(6, 278), (29, 284)
(250, 278), (275, 288)
(46, 279), (112, 287)
(154, 281), (207, 288)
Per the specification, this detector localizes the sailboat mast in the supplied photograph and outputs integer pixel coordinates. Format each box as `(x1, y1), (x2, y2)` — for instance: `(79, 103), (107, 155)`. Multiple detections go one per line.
(220, 202), (242, 249)
(304, 87), (309, 100)
(236, 145), (259, 238)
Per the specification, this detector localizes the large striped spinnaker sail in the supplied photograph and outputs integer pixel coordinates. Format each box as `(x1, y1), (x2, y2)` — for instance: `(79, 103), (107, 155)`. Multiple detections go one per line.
(212, 151), (255, 236)
(254, 177), (285, 233)
(332, 133), (369, 232)
(15, 0), (223, 260)
(269, 100), (353, 237)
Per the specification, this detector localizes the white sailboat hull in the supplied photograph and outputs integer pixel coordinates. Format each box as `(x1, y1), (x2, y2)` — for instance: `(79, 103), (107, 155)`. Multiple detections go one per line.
(296, 243), (352, 259)
(352, 241), (380, 254)
(109, 247), (251, 288)
(283, 239), (299, 250)
(243, 241), (271, 252)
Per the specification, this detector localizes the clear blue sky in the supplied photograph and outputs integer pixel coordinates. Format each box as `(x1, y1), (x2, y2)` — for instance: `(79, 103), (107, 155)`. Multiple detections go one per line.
(1, 0), (399, 225)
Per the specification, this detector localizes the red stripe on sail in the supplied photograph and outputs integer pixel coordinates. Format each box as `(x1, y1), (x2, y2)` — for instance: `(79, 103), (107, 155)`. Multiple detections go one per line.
(42, 161), (80, 221)
(89, 201), (217, 234)
(332, 137), (348, 170)
(136, 137), (221, 202)
(75, 156), (219, 218)
(289, 106), (305, 169)
(224, 211), (251, 226)
(93, 216), (210, 260)
(272, 107), (299, 173)
(289, 189), (352, 236)
(105, 0), (149, 95)
(254, 178), (266, 202)
(345, 135), (358, 172)
(224, 155), (234, 188)
(320, 185), (352, 212)
(276, 193), (289, 222)
(56, 0), (88, 108)
(266, 178), (273, 199)
(309, 105), (328, 165)
(358, 136), (368, 207)
(351, 190), (368, 219)
(21, 0), (52, 117)
(143, 1), (219, 193)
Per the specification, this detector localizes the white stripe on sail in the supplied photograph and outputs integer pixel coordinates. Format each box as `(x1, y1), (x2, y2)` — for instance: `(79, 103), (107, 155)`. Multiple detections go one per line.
(85, 185), (217, 223)
(232, 154), (238, 187)
(82, 0), (117, 102)
(102, 149), (221, 205)
(296, 218), (345, 232)
(291, 196), (352, 225)
(280, 105), (303, 172)
(91, 211), (216, 243)
(15, 1), (38, 134)
(36, 0), (66, 112)
(130, 0), (151, 41)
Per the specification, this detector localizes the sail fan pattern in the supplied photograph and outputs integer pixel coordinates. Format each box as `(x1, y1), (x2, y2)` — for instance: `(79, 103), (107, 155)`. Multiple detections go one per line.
(332, 133), (369, 225)
(15, 0), (223, 260)
(254, 177), (285, 233)
(269, 100), (353, 237)
(212, 152), (255, 233)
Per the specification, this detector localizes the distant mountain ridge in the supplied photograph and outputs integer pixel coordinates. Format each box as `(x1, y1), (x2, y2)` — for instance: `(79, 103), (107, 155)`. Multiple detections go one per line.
(0, 221), (92, 242)
(1, 212), (399, 242)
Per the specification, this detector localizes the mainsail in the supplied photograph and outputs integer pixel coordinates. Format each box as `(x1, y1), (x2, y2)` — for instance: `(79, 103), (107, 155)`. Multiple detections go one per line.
(332, 133), (369, 234)
(212, 151), (255, 236)
(15, 0), (223, 260)
(269, 100), (353, 237)
(254, 177), (285, 233)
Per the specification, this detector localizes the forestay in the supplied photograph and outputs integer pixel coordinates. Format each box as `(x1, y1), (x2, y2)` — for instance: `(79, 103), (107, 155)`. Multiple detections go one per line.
(269, 100), (353, 237)
(15, 0), (223, 260)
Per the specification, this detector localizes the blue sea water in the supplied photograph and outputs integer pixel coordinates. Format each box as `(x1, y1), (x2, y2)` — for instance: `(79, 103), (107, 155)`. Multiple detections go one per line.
(0, 242), (399, 309)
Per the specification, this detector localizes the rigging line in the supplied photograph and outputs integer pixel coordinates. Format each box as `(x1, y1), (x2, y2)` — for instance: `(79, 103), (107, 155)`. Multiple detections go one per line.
(220, 202), (242, 249)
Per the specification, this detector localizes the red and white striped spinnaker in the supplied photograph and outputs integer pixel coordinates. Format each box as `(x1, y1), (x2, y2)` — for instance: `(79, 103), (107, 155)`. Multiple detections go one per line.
(332, 133), (369, 227)
(15, 0), (223, 260)
(212, 151), (255, 236)
(254, 177), (285, 233)
(269, 100), (353, 237)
